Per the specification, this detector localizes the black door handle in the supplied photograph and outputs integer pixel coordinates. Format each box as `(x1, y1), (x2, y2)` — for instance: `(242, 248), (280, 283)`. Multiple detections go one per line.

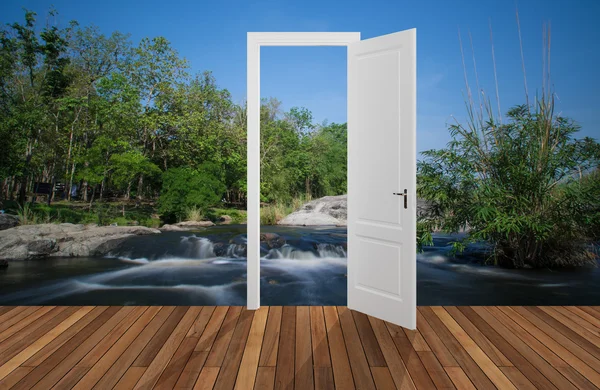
(393, 189), (408, 209)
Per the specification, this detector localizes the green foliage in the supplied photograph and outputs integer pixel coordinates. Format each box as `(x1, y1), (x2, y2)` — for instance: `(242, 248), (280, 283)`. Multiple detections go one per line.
(418, 92), (600, 268)
(158, 164), (226, 222)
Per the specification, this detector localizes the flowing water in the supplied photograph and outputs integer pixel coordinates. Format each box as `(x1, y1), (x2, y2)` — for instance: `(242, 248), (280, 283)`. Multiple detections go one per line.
(1, 225), (599, 305)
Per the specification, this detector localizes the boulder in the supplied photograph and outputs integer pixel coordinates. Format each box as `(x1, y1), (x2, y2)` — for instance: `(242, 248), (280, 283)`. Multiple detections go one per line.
(0, 223), (161, 261)
(278, 195), (347, 226)
(219, 215), (233, 224)
(0, 214), (19, 231)
(260, 232), (286, 249)
(174, 220), (215, 228)
(160, 224), (187, 232)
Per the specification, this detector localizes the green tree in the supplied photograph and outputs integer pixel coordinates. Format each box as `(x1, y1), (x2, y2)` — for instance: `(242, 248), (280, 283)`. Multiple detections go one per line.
(158, 164), (226, 222)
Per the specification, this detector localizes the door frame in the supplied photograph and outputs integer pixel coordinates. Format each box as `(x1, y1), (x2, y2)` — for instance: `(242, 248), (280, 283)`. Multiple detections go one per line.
(247, 32), (360, 309)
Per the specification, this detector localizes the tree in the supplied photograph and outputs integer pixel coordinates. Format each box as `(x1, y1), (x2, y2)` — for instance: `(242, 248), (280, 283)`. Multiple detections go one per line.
(417, 93), (600, 268)
(158, 164), (226, 222)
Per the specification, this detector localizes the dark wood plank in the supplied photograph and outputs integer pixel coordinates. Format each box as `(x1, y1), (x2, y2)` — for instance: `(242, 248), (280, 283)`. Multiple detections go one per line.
(274, 306), (296, 390)
(22, 306), (109, 367)
(444, 307), (512, 367)
(309, 306), (330, 369)
(0, 366), (33, 390)
(194, 366), (220, 390)
(457, 306), (559, 390)
(368, 316), (415, 390)
(488, 306), (595, 390)
(469, 306), (576, 390)
(174, 351), (208, 389)
(294, 306), (314, 390)
(499, 367), (536, 390)
(195, 306), (229, 352)
(73, 306), (162, 389)
(370, 366), (397, 390)
(564, 306), (600, 330)
(385, 320), (436, 390)
(418, 307), (494, 390)
(417, 351), (455, 389)
(260, 306), (282, 367)
(0, 307), (41, 334)
(114, 367), (146, 390)
(235, 306), (269, 390)
(351, 310), (387, 367)
(205, 306), (243, 367)
(337, 306), (374, 389)
(187, 306), (216, 338)
(0, 306), (58, 344)
(213, 308), (255, 390)
(93, 306), (176, 389)
(524, 306), (600, 362)
(133, 306), (189, 367)
(133, 307), (202, 390)
(313, 366), (335, 390)
(324, 306), (355, 390)
(255, 366), (276, 390)
(24, 306), (135, 390)
(154, 336), (198, 389)
(416, 310), (458, 368)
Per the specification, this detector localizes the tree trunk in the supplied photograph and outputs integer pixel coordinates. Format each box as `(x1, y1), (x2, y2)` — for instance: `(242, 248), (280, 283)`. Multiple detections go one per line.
(136, 174), (144, 203)
(68, 162), (76, 201)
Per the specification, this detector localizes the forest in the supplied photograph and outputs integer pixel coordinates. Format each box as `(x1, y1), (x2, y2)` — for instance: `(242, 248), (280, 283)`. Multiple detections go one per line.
(0, 9), (347, 225)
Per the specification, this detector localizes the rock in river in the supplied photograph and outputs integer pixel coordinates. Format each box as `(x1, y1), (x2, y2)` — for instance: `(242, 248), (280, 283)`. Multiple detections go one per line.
(0, 214), (19, 231)
(0, 223), (161, 261)
(278, 195), (347, 226)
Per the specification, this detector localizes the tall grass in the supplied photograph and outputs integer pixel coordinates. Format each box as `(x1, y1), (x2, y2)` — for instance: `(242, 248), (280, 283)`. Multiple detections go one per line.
(260, 195), (311, 225)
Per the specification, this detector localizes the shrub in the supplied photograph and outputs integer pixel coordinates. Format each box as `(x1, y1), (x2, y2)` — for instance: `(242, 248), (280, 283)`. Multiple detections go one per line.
(158, 164), (226, 223)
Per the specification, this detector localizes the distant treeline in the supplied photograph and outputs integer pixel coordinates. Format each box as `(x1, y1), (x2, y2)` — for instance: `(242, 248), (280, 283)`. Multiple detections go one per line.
(0, 8), (347, 214)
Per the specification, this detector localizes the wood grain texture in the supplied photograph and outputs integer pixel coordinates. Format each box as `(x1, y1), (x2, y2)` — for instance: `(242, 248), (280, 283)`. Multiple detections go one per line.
(1, 305), (596, 390)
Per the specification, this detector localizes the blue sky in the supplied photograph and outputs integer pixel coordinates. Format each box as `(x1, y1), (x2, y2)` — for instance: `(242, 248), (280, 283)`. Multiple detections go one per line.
(1, 0), (599, 154)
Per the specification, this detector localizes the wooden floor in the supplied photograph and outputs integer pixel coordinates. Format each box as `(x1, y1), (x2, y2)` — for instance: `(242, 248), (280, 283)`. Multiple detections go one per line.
(0, 307), (599, 389)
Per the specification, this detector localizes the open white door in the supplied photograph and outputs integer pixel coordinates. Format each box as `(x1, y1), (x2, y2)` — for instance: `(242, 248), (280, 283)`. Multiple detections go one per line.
(347, 29), (417, 329)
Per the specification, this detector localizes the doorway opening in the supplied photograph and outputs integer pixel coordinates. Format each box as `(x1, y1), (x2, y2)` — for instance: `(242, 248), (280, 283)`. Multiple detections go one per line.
(258, 46), (348, 305)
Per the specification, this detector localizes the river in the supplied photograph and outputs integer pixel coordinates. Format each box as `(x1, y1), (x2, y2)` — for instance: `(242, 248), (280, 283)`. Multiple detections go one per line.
(1, 225), (599, 305)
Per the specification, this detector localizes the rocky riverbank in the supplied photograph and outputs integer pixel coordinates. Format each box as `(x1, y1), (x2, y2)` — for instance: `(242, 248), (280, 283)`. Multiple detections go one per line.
(0, 223), (161, 261)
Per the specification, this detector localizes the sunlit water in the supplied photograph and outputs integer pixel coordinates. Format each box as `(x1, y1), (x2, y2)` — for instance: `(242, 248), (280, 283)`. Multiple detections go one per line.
(1, 225), (599, 305)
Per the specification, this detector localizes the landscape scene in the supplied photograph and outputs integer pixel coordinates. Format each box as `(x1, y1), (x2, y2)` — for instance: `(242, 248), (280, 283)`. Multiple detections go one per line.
(0, 8), (599, 306)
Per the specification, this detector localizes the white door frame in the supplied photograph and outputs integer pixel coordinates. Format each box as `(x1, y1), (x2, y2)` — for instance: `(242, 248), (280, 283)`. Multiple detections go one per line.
(247, 32), (360, 309)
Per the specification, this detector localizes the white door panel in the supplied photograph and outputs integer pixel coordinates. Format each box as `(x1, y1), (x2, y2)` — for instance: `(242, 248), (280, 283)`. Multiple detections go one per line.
(347, 29), (416, 329)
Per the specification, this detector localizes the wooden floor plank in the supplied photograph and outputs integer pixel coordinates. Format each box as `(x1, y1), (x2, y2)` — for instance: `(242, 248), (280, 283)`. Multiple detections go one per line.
(470, 306), (577, 390)
(310, 306), (331, 368)
(524, 306), (600, 362)
(498, 306), (600, 388)
(0, 305), (596, 390)
(93, 306), (176, 390)
(457, 306), (559, 390)
(499, 366), (537, 390)
(174, 351), (208, 389)
(274, 306), (296, 390)
(431, 307), (516, 390)
(114, 367), (147, 390)
(0, 306), (93, 382)
(444, 306), (512, 367)
(337, 306), (375, 389)
(24, 306), (135, 390)
(195, 306), (229, 352)
(370, 366), (397, 390)
(255, 366), (275, 390)
(260, 306), (282, 367)
(417, 351), (456, 389)
(416, 310), (458, 368)
(385, 321), (435, 389)
(133, 307), (202, 390)
(193, 366), (220, 390)
(489, 306), (596, 390)
(235, 306), (269, 390)
(351, 310), (387, 367)
(205, 306), (243, 367)
(444, 367), (476, 390)
(368, 316), (415, 390)
(213, 308), (255, 390)
(324, 306), (356, 390)
(418, 307), (494, 390)
(134, 306), (189, 367)
(73, 306), (162, 390)
(294, 306), (314, 390)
